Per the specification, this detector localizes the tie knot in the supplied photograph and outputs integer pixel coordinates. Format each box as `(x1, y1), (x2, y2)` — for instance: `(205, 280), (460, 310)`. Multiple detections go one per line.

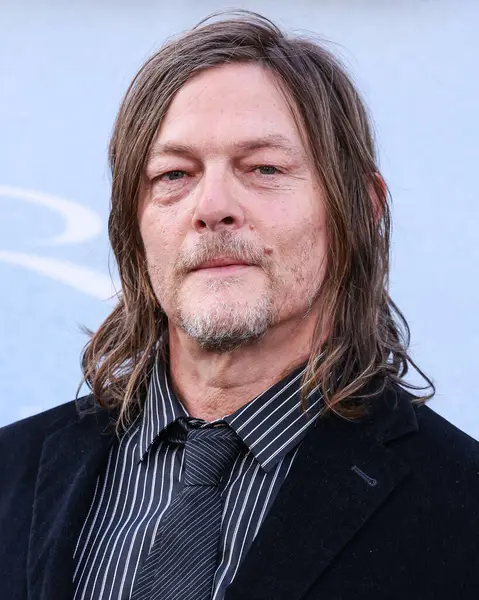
(182, 423), (244, 486)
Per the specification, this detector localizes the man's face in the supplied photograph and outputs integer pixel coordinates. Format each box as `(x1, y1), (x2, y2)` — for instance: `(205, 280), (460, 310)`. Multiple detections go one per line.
(139, 62), (327, 352)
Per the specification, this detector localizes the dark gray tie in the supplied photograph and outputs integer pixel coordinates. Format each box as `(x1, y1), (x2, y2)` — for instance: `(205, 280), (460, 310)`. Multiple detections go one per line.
(131, 418), (244, 600)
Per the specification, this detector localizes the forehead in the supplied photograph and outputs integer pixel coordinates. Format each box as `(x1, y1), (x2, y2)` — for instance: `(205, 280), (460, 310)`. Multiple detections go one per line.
(151, 62), (307, 155)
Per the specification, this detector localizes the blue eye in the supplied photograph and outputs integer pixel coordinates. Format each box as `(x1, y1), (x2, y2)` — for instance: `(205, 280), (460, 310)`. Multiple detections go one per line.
(257, 166), (278, 175)
(162, 170), (186, 181)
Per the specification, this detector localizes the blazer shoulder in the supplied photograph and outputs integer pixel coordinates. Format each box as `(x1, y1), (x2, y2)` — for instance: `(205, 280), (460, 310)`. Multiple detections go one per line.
(409, 402), (479, 489)
(415, 402), (479, 456)
(0, 394), (94, 451)
(382, 381), (479, 466)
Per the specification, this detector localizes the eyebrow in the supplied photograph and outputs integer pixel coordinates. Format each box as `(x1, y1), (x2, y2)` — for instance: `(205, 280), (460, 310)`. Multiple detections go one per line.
(147, 133), (305, 162)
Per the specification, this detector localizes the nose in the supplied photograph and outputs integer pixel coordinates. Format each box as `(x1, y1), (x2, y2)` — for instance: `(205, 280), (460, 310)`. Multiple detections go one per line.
(191, 168), (245, 234)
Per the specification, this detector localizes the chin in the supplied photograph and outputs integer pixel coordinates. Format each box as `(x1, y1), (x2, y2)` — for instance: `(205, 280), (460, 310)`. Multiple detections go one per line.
(176, 296), (275, 352)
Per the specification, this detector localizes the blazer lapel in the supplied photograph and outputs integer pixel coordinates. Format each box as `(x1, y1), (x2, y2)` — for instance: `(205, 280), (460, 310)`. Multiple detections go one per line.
(27, 398), (116, 600)
(226, 383), (419, 600)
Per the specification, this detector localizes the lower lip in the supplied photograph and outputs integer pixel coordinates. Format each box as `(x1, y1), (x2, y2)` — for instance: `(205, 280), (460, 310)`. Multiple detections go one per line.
(193, 264), (251, 275)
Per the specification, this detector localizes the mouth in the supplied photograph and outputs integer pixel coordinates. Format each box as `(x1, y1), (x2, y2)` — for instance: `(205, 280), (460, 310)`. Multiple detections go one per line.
(191, 258), (253, 275)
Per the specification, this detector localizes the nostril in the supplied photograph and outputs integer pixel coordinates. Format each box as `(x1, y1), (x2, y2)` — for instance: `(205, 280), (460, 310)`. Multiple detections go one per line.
(222, 216), (234, 225)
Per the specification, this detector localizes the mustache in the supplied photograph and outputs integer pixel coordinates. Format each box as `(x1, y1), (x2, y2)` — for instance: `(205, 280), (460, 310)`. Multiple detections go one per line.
(175, 233), (270, 274)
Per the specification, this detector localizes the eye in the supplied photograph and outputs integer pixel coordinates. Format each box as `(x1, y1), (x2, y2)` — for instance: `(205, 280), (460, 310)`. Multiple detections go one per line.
(160, 170), (187, 181)
(256, 165), (279, 175)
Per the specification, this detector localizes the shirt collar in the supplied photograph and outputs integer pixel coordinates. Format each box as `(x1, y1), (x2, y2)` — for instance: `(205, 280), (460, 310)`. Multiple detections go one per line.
(136, 359), (188, 462)
(136, 355), (325, 471)
(223, 361), (324, 471)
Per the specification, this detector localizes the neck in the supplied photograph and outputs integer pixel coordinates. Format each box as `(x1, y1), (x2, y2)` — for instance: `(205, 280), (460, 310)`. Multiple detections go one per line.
(167, 313), (321, 422)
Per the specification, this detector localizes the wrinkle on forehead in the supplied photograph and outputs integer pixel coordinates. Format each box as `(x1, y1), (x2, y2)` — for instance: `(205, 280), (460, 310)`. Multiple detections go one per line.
(148, 63), (312, 161)
(147, 132), (307, 163)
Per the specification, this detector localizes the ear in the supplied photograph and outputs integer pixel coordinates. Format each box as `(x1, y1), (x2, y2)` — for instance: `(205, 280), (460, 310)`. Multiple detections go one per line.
(367, 172), (387, 225)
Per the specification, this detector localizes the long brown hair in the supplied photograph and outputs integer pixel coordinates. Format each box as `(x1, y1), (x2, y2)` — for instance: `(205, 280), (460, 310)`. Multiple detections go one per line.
(79, 10), (435, 432)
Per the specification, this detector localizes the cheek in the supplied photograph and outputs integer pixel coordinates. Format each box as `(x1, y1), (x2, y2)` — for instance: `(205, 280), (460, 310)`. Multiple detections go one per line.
(261, 197), (325, 266)
(140, 204), (181, 264)
(139, 210), (181, 298)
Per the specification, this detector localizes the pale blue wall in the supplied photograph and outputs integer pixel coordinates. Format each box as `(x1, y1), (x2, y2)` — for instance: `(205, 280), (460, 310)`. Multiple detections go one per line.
(1, 0), (478, 439)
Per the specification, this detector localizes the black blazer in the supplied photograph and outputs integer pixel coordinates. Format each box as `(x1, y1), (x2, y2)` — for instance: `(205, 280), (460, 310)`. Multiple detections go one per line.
(1, 382), (478, 600)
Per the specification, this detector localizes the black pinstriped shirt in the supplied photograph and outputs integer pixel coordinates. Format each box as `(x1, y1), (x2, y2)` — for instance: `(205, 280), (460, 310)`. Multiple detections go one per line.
(73, 357), (324, 600)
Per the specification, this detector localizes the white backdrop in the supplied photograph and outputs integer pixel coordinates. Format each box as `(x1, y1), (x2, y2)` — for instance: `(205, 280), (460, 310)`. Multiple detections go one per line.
(1, 0), (478, 440)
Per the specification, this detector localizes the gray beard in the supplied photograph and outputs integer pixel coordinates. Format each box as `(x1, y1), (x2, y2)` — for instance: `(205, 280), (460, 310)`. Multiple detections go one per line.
(178, 293), (275, 353)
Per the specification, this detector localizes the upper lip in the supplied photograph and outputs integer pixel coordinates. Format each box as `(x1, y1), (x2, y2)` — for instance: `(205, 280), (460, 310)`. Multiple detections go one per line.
(194, 258), (251, 270)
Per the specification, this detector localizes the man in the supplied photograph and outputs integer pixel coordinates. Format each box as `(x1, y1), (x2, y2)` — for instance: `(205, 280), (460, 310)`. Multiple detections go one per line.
(1, 10), (478, 600)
